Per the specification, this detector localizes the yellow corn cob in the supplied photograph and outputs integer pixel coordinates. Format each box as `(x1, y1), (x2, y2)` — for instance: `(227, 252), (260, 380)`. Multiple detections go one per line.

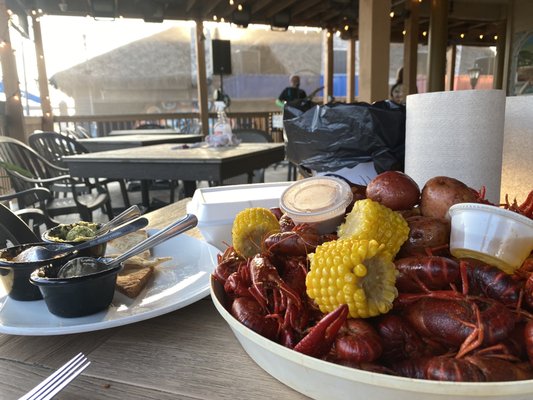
(232, 207), (280, 258)
(306, 238), (398, 318)
(337, 198), (409, 258)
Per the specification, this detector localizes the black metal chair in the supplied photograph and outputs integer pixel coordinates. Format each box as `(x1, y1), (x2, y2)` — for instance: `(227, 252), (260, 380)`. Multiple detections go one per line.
(0, 189), (58, 236)
(0, 203), (40, 248)
(28, 131), (131, 210)
(0, 136), (113, 222)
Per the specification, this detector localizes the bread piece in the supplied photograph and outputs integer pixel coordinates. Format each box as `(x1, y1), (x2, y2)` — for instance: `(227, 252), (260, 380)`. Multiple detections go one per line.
(116, 264), (155, 298)
(115, 256), (172, 298)
(107, 230), (151, 259)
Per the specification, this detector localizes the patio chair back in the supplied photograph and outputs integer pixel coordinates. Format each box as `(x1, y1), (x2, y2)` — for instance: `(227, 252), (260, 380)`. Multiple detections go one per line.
(232, 129), (273, 144)
(0, 203), (40, 248)
(29, 132), (130, 209)
(0, 136), (113, 222)
(28, 131), (89, 168)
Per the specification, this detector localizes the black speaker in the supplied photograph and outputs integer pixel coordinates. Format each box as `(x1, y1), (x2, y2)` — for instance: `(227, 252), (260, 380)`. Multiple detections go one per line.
(212, 39), (232, 75)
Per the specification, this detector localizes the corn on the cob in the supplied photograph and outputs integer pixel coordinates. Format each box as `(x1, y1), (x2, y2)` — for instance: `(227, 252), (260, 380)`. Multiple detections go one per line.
(232, 207), (280, 258)
(337, 198), (409, 258)
(306, 238), (398, 318)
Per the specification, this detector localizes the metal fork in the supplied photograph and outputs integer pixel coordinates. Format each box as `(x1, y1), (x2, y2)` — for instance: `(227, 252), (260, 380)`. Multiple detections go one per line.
(19, 353), (91, 400)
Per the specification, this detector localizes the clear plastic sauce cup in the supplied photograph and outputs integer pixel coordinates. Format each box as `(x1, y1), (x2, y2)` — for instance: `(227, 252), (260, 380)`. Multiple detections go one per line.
(280, 176), (353, 234)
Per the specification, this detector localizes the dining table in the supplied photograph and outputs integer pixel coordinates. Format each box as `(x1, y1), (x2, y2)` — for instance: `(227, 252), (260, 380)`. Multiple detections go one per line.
(0, 198), (308, 399)
(63, 142), (286, 207)
(107, 128), (182, 136)
(78, 133), (203, 152)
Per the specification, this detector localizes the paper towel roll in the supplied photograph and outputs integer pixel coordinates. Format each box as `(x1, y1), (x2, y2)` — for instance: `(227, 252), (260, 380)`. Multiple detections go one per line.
(501, 96), (533, 204)
(405, 90), (505, 203)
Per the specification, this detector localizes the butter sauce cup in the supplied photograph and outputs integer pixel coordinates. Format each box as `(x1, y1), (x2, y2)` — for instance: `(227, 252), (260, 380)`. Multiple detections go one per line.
(448, 203), (533, 274)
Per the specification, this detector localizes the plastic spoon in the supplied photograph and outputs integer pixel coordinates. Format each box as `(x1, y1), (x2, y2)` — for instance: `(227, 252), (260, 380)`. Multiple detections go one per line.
(14, 217), (149, 263)
(57, 214), (198, 279)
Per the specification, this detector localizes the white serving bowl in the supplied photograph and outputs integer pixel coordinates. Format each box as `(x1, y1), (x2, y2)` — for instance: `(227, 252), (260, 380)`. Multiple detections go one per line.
(448, 203), (533, 274)
(210, 277), (533, 400)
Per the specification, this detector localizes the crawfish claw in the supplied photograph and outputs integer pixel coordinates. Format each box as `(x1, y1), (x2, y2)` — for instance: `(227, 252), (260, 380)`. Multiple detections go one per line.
(294, 304), (349, 358)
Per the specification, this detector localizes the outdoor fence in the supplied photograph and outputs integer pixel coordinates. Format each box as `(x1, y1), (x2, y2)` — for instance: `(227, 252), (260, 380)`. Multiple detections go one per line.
(52, 111), (284, 141)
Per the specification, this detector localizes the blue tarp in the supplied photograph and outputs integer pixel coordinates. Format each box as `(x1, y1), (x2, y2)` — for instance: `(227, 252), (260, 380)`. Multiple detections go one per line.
(0, 82), (41, 103)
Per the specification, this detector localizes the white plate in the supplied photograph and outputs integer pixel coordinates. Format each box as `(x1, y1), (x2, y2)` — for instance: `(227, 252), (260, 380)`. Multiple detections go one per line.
(0, 233), (219, 336)
(211, 278), (533, 400)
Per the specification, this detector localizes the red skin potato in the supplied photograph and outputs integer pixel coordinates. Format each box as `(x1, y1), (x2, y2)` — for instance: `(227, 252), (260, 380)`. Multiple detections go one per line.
(420, 176), (478, 219)
(366, 171), (421, 211)
(398, 215), (451, 257)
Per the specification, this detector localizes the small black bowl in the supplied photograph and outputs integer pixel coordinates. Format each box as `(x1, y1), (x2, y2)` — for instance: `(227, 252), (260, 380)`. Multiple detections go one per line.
(0, 242), (75, 301)
(42, 222), (106, 258)
(30, 257), (121, 318)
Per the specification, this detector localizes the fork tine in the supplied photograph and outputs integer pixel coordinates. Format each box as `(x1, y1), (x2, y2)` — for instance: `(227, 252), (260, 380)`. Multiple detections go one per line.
(37, 360), (91, 400)
(19, 353), (89, 400)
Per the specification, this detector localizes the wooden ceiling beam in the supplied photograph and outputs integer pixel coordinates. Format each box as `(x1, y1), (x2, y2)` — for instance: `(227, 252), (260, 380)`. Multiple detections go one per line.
(251, 0), (273, 14)
(298, 2), (330, 21)
(292, 0), (322, 15)
(263, 0), (299, 18)
(185, 0), (197, 13)
(202, 0), (223, 16)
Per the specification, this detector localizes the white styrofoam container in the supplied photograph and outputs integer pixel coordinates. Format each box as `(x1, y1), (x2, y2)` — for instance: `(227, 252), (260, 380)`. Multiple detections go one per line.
(186, 182), (292, 250)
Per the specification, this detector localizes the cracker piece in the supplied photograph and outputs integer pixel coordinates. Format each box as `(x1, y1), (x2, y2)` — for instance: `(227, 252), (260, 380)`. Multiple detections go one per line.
(116, 264), (155, 298)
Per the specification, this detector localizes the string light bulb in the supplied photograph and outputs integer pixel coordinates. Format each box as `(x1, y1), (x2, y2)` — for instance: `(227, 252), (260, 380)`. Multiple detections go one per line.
(229, 0), (234, 5)
(494, 35), (498, 40)
(237, 4), (242, 11)
(344, 25), (349, 31)
(390, 11), (394, 18)
(422, 31), (427, 37)
(213, 15), (218, 21)
(479, 34), (484, 40)
(460, 33), (465, 39)
(402, 30), (406, 35)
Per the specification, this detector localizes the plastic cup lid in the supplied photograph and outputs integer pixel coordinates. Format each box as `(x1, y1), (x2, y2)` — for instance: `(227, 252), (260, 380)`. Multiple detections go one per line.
(279, 176), (353, 223)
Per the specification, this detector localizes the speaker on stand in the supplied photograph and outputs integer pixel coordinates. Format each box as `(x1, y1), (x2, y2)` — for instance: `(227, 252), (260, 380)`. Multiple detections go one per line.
(212, 39), (232, 108)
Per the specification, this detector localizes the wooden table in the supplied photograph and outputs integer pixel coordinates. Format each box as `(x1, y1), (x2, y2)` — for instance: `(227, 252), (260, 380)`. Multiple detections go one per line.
(78, 134), (203, 152)
(108, 128), (181, 136)
(0, 199), (307, 399)
(63, 143), (286, 206)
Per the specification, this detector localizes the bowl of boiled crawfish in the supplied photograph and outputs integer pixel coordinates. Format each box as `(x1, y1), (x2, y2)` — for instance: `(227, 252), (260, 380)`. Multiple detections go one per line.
(210, 172), (533, 400)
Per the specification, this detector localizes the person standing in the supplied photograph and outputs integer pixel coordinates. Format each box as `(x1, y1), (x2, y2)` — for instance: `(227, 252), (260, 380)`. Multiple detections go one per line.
(278, 75), (307, 104)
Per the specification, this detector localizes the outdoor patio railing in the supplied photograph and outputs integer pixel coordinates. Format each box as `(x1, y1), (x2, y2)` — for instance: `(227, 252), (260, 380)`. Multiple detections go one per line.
(52, 111), (284, 141)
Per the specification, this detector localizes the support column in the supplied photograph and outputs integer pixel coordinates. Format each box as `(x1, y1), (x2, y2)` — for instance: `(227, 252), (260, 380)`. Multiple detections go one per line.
(195, 20), (209, 136)
(323, 29), (334, 104)
(493, 21), (506, 90)
(0, 0), (25, 141)
(426, 0), (448, 92)
(346, 37), (356, 102)
(403, 0), (419, 95)
(445, 44), (456, 91)
(358, 0), (391, 103)
(32, 12), (53, 131)
(501, 1), (514, 94)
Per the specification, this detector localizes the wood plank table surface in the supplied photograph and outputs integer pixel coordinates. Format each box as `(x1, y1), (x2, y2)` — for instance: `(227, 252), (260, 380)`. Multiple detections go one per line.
(0, 199), (308, 400)
(63, 143), (286, 206)
(78, 134), (203, 152)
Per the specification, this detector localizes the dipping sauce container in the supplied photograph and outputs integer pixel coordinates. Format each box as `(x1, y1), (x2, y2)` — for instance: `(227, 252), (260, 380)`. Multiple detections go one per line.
(280, 176), (353, 234)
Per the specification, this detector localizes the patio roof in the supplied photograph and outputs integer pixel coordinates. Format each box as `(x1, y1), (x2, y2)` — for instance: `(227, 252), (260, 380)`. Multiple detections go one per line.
(10, 0), (507, 46)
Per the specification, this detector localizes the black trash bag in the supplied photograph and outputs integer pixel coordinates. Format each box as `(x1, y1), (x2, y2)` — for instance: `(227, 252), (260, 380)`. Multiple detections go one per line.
(284, 101), (406, 174)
